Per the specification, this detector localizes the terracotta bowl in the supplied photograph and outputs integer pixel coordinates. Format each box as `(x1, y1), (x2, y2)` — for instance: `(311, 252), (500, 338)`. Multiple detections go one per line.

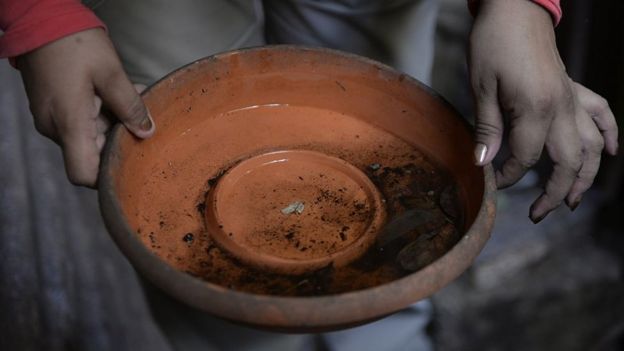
(99, 46), (496, 332)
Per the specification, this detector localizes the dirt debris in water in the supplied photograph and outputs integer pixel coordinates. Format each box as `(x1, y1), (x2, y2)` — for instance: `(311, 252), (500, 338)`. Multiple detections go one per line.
(139, 142), (464, 297)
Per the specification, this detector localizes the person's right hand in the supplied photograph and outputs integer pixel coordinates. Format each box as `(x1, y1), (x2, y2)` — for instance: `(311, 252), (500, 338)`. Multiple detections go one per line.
(18, 28), (155, 187)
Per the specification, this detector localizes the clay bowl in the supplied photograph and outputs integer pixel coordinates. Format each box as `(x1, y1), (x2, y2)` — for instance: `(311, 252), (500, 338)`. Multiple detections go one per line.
(99, 46), (496, 332)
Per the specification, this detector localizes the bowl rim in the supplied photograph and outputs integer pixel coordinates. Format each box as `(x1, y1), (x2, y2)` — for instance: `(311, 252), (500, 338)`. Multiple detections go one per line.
(98, 45), (496, 332)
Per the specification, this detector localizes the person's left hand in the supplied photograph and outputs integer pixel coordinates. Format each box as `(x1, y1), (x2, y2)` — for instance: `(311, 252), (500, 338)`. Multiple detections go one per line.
(469, 0), (618, 223)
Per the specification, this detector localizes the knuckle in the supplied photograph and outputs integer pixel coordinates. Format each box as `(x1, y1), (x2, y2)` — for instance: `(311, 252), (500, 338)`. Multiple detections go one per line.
(475, 120), (502, 138)
(577, 166), (597, 182)
(123, 94), (147, 124)
(555, 154), (583, 177)
(524, 80), (574, 116)
(592, 96), (610, 115)
(100, 67), (147, 124)
(473, 79), (490, 97)
(103, 65), (127, 85)
(525, 94), (556, 116)
(567, 157), (583, 174)
(516, 153), (540, 170)
(585, 137), (605, 154)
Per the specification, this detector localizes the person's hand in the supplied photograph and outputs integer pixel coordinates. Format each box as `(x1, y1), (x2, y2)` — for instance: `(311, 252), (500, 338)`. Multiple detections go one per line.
(469, 0), (618, 222)
(18, 28), (155, 187)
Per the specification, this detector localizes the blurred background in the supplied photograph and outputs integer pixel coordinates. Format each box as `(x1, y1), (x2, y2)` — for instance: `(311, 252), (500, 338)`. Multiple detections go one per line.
(1, 0), (623, 350)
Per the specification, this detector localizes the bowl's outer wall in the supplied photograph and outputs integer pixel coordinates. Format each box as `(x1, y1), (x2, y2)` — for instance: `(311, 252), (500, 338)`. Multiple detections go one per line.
(99, 46), (496, 332)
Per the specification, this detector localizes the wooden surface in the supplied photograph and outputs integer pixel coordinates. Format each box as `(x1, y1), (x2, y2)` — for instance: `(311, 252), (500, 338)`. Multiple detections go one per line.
(0, 61), (171, 351)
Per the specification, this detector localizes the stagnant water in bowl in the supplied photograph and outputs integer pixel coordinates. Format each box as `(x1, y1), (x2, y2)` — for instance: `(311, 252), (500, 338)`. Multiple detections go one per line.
(132, 104), (463, 296)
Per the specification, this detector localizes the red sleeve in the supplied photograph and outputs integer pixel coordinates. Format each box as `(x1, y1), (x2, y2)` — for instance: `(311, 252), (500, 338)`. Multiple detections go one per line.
(468, 0), (562, 26)
(0, 0), (106, 59)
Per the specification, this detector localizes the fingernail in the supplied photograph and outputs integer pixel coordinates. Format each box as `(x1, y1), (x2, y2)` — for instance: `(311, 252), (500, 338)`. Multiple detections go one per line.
(570, 196), (582, 211)
(530, 212), (546, 224)
(140, 113), (153, 132)
(529, 202), (546, 223)
(474, 143), (488, 165)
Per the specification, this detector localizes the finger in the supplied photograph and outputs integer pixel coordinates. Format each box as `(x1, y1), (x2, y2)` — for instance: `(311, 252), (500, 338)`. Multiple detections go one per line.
(32, 114), (60, 144)
(31, 98), (67, 144)
(96, 113), (112, 135)
(55, 92), (102, 187)
(93, 96), (111, 152)
(529, 111), (583, 223)
(94, 96), (111, 134)
(565, 110), (604, 210)
(495, 116), (548, 189)
(471, 76), (504, 165)
(574, 82), (619, 155)
(93, 67), (155, 138)
(95, 114), (112, 152)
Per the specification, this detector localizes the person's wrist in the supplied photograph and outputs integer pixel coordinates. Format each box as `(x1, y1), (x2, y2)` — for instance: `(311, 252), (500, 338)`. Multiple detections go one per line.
(477, 0), (553, 29)
(478, 0), (553, 23)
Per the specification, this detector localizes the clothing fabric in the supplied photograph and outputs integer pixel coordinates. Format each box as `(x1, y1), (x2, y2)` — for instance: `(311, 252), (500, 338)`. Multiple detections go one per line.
(0, 0), (562, 61)
(92, 0), (437, 86)
(92, 0), (265, 85)
(144, 277), (434, 351)
(0, 0), (554, 350)
(0, 0), (105, 58)
(95, 1), (439, 349)
(1, 0), (441, 349)
(262, 0), (438, 84)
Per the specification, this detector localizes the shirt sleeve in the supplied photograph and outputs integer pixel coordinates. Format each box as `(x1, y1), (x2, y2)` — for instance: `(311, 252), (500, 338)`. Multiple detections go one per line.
(0, 0), (106, 59)
(468, 0), (562, 26)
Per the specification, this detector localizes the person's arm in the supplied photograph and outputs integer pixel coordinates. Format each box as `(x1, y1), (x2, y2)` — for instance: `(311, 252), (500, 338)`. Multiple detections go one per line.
(1, 0), (154, 187)
(469, 0), (619, 223)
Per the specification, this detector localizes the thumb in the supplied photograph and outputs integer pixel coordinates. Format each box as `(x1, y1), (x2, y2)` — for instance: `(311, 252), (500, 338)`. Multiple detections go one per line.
(95, 69), (155, 138)
(472, 81), (504, 166)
